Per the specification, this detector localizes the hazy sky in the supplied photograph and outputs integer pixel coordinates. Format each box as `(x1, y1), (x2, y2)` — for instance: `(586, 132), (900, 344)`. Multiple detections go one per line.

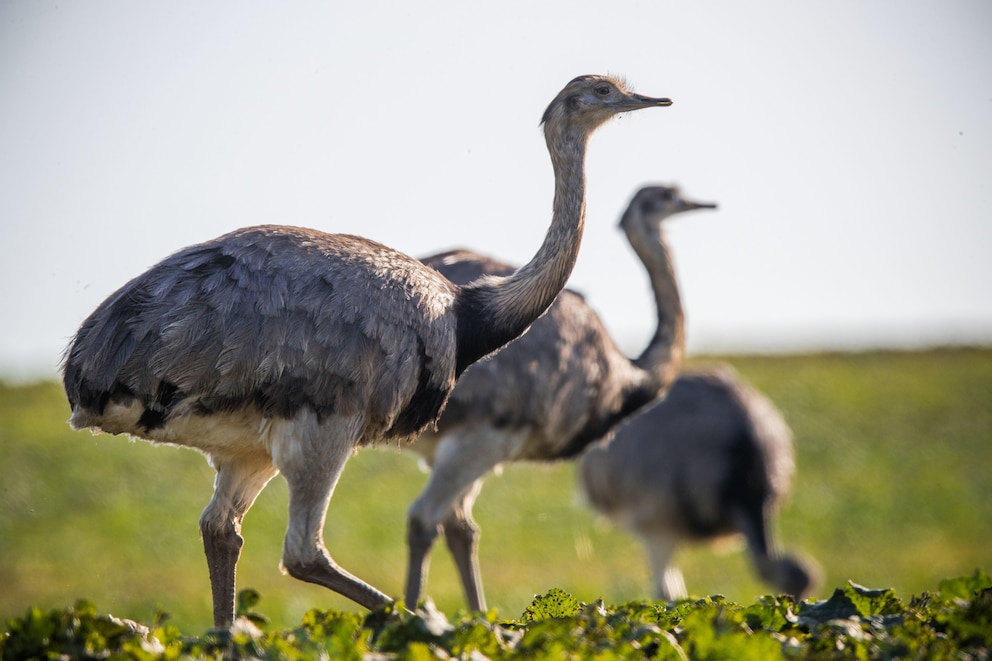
(2, 1), (990, 381)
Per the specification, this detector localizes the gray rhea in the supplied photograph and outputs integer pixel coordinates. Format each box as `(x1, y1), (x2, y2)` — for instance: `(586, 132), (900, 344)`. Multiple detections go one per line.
(405, 185), (715, 611)
(60, 74), (672, 628)
(580, 365), (818, 601)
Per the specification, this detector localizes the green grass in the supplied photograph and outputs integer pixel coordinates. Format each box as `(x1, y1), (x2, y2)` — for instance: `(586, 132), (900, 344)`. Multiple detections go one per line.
(1, 348), (990, 632)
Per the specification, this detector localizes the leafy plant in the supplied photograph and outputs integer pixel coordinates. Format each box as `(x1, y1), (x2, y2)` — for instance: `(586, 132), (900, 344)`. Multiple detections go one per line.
(520, 587), (581, 622)
(4, 576), (990, 659)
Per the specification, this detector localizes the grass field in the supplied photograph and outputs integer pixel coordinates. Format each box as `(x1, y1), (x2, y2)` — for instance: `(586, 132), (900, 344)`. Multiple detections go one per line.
(1, 347), (990, 632)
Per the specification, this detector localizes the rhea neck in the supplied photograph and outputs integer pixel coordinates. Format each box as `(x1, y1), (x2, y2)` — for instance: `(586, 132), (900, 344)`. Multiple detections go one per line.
(453, 116), (590, 375)
(624, 213), (685, 391)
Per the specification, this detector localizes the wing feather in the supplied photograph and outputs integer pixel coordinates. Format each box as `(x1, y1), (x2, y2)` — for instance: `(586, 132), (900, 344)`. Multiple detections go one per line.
(64, 226), (459, 441)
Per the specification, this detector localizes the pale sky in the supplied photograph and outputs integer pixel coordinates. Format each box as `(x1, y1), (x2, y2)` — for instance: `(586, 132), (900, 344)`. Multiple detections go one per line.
(2, 1), (990, 381)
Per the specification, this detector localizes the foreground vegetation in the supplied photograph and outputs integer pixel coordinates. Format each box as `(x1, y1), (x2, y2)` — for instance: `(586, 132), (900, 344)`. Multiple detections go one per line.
(2, 348), (991, 633)
(3, 571), (991, 659)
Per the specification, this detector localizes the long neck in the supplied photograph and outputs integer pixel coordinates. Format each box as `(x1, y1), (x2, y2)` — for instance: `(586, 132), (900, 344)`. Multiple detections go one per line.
(454, 123), (588, 374)
(626, 221), (685, 391)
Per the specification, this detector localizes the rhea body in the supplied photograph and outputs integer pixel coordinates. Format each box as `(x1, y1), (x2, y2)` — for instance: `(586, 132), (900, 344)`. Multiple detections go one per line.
(405, 186), (715, 610)
(580, 364), (817, 601)
(61, 75), (673, 627)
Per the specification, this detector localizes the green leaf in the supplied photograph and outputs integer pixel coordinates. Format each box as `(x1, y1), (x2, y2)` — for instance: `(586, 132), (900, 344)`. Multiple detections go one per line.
(845, 581), (903, 616)
(938, 568), (992, 600)
(235, 588), (269, 627)
(796, 587), (861, 625)
(797, 580), (902, 627)
(521, 587), (581, 622)
(742, 594), (798, 632)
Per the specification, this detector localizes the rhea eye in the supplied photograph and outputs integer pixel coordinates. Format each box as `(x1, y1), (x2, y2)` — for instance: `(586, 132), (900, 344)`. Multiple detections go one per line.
(594, 85), (612, 96)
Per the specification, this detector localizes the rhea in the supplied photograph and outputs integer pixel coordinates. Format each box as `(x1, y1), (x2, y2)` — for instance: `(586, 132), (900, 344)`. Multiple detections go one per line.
(405, 185), (715, 610)
(60, 75), (672, 627)
(580, 364), (818, 602)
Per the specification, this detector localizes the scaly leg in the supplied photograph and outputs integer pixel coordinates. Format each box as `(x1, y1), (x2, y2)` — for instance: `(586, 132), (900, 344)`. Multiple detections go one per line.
(405, 428), (523, 609)
(442, 479), (486, 610)
(199, 452), (279, 628)
(274, 413), (391, 610)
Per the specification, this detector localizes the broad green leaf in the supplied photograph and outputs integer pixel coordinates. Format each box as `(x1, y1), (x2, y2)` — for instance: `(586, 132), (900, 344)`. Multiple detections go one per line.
(938, 568), (992, 600)
(521, 587), (581, 622)
(844, 581), (903, 616)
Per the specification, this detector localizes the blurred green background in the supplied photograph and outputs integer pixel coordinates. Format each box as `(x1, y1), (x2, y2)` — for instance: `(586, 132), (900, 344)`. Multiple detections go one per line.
(2, 348), (990, 631)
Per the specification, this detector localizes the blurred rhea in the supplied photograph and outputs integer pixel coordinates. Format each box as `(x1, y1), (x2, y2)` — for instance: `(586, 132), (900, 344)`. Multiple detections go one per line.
(580, 364), (819, 601)
(406, 185), (714, 609)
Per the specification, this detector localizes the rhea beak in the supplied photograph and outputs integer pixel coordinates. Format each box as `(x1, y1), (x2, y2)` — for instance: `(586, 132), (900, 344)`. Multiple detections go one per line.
(626, 94), (674, 109)
(682, 200), (718, 212)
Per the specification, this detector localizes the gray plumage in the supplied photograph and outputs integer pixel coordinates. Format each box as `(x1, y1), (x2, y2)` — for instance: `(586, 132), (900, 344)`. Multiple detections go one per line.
(580, 364), (818, 601)
(405, 185), (715, 610)
(60, 74), (672, 628)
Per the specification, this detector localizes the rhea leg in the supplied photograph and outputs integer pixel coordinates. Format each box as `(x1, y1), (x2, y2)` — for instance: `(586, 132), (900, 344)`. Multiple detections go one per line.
(273, 413), (391, 609)
(199, 453), (279, 627)
(441, 479), (486, 610)
(732, 504), (778, 584)
(733, 504), (814, 598)
(641, 531), (686, 601)
(405, 429), (523, 609)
